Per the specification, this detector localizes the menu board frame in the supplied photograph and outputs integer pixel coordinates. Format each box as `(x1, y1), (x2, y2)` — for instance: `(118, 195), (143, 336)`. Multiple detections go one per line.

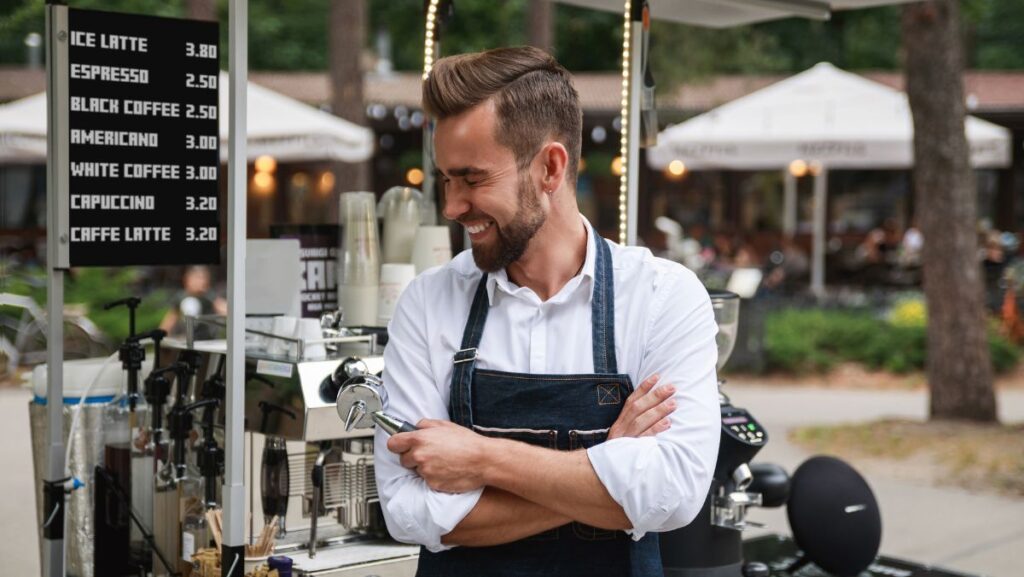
(48, 5), (221, 268)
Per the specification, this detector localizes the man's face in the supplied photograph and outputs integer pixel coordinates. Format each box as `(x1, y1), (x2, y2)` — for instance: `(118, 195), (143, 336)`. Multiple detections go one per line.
(435, 100), (546, 272)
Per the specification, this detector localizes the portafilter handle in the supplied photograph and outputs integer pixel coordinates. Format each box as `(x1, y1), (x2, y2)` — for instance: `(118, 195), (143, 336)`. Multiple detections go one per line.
(335, 374), (386, 431)
(335, 374), (417, 434)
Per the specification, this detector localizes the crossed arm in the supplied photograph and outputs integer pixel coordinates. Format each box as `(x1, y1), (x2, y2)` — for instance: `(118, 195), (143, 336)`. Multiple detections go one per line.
(386, 374), (677, 547)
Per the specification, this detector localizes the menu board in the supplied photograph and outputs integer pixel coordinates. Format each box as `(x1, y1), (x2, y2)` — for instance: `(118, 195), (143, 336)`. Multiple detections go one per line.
(66, 8), (220, 266)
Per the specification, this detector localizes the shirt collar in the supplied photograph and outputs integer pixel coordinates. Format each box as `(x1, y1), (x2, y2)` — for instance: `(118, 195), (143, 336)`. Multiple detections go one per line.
(485, 214), (597, 305)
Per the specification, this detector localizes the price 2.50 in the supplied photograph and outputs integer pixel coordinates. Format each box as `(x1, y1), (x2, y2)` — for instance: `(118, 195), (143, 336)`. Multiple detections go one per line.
(186, 104), (217, 120)
(186, 73), (217, 90)
(185, 227), (217, 242)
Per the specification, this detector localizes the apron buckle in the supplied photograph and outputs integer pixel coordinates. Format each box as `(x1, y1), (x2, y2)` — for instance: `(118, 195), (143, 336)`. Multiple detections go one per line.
(453, 347), (478, 364)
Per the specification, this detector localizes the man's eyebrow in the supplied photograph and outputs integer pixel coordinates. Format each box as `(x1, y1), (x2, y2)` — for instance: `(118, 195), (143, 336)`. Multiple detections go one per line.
(436, 166), (488, 178)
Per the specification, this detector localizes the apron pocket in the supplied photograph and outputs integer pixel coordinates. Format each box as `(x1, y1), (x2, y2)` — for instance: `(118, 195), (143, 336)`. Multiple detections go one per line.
(568, 428), (609, 450)
(569, 429), (619, 541)
(471, 425), (558, 449)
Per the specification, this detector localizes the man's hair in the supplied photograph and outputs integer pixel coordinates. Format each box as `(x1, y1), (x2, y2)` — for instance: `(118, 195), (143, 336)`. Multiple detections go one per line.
(423, 46), (582, 183)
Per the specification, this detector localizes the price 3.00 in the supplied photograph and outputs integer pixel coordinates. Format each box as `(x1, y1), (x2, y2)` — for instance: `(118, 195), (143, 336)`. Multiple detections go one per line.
(185, 134), (217, 150)
(185, 165), (217, 181)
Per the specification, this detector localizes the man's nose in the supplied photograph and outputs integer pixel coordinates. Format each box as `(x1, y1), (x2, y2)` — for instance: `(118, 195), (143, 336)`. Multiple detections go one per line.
(442, 185), (469, 222)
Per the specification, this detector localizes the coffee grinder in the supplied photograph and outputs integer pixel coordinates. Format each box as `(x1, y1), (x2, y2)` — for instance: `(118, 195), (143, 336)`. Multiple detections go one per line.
(661, 290), (789, 577)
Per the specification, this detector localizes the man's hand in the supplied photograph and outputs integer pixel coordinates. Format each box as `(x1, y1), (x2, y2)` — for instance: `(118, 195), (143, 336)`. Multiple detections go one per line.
(607, 374), (676, 440)
(387, 419), (491, 493)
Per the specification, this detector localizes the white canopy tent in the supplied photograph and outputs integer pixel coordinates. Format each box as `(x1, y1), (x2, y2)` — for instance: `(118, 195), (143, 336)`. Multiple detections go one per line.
(648, 62), (1013, 295)
(0, 73), (374, 164)
(557, 0), (914, 27)
(551, 0), (918, 246)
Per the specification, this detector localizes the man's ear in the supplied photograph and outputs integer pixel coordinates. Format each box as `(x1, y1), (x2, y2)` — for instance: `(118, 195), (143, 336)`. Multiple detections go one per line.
(538, 141), (569, 194)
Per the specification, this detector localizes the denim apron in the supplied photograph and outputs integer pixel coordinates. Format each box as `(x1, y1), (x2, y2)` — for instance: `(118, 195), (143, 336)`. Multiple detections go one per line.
(416, 227), (663, 577)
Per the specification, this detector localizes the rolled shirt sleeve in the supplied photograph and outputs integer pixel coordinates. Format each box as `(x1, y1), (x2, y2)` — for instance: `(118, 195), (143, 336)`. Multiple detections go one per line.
(374, 274), (483, 552)
(586, 267), (721, 539)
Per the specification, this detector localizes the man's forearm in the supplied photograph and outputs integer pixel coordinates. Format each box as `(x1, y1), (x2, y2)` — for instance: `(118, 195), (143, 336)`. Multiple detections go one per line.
(482, 438), (630, 530)
(442, 487), (570, 547)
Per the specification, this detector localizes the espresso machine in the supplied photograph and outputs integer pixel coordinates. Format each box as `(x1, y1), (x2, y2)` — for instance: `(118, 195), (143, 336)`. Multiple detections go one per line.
(661, 290), (790, 577)
(159, 313), (419, 577)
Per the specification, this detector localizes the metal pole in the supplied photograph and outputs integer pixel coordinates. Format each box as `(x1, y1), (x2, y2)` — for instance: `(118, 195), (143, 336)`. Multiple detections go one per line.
(44, 4), (69, 576)
(783, 169), (797, 239)
(625, 2), (643, 247)
(811, 166), (828, 297)
(223, 0), (247, 575)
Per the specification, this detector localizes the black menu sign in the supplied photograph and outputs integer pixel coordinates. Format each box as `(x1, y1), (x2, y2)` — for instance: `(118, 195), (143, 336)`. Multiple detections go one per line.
(66, 8), (220, 266)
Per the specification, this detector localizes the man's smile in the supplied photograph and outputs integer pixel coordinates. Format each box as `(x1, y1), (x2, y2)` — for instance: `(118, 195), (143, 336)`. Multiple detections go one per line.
(464, 220), (495, 240)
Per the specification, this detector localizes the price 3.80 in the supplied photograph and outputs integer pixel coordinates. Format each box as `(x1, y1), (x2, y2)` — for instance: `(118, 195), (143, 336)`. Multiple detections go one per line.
(185, 42), (217, 59)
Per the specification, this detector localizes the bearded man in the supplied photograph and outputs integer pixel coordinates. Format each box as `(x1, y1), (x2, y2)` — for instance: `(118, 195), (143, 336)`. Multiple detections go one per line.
(374, 46), (720, 577)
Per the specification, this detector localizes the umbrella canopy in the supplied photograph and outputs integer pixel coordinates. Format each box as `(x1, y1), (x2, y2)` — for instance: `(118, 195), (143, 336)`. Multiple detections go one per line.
(646, 62), (1012, 297)
(648, 62), (1012, 170)
(554, 0), (917, 28)
(0, 73), (374, 164)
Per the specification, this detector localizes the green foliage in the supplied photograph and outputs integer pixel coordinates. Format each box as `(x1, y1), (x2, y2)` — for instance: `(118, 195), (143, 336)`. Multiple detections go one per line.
(2, 0), (1023, 74)
(236, 0), (331, 70)
(967, 0), (1024, 68)
(2, 265), (170, 344)
(765, 308), (1019, 375)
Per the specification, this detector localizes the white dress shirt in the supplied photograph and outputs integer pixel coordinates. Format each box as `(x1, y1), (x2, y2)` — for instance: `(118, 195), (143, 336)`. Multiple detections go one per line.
(375, 216), (721, 552)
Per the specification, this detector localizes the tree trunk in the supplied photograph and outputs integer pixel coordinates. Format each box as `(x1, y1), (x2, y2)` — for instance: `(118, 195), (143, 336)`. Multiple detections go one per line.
(185, 0), (216, 21)
(529, 0), (554, 54)
(329, 0), (371, 203)
(902, 0), (997, 422)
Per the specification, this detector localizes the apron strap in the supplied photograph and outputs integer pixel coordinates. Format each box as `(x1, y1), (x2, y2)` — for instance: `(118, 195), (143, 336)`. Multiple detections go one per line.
(448, 275), (489, 427)
(591, 226), (618, 374)
(448, 224), (619, 424)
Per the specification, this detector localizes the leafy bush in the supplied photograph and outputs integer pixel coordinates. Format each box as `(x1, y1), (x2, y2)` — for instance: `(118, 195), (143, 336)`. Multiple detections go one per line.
(765, 308), (1019, 374)
(2, 265), (170, 344)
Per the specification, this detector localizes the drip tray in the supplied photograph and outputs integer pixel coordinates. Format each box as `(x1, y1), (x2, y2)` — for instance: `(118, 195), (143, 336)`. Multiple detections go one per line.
(287, 540), (419, 575)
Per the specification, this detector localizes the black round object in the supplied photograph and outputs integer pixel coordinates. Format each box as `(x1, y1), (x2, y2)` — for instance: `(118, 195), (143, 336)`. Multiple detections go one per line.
(786, 456), (882, 577)
(748, 462), (790, 508)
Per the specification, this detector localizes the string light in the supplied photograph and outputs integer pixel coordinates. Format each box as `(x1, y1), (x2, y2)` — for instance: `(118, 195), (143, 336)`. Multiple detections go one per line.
(423, 0), (441, 80)
(619, 1), (632, 245)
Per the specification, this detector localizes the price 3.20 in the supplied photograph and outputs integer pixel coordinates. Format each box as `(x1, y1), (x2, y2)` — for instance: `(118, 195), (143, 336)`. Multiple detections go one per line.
(185, 196), (217, 211)
(185, 227), (217, 242)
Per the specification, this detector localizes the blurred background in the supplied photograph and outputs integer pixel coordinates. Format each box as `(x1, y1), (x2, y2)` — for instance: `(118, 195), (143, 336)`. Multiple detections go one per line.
(1, 1), (1023, 575)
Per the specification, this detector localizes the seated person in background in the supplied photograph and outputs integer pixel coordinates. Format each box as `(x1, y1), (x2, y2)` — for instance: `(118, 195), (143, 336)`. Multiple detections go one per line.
(159, 265), (227, 340)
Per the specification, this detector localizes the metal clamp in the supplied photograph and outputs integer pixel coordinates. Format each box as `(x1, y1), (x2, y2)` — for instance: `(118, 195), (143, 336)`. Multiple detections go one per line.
(453, 348), (477, 364)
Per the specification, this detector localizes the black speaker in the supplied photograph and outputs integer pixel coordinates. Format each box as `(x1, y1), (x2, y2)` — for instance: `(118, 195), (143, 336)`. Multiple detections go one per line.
(786, 456), (882, 577)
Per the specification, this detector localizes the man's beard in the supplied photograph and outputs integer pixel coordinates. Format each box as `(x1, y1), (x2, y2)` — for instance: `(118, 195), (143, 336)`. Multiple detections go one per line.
(470, 176), (546, 273)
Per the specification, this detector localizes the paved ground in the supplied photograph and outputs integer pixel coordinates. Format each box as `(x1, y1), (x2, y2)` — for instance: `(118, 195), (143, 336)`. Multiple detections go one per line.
(730, 381), (1024, 577)
(2, 383), (1022, 576)
(2, 386), (42, 576)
